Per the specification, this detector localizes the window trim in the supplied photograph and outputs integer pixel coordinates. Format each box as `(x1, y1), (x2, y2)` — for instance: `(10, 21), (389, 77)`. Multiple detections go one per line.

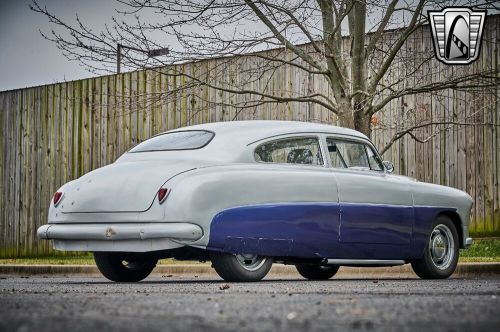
(253, 135), (326, 167)
(127, 130), (215, 153)
(325, 136), (384, 172)
(364, 144), (384, 171)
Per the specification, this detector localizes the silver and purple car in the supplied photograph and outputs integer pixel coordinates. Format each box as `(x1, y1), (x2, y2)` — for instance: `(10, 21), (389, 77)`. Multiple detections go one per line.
(37, 121), (473, 282)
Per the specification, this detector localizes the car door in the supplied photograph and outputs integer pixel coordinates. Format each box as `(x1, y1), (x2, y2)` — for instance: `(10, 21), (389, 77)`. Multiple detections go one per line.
(326, 137), (414, 245)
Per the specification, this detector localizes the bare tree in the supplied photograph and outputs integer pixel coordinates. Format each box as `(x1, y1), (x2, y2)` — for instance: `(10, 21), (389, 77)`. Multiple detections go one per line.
(30, 0), (499, 152)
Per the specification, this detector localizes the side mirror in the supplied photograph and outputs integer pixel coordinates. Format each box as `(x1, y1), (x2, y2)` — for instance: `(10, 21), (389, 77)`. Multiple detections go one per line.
(383, 161), (394, 173)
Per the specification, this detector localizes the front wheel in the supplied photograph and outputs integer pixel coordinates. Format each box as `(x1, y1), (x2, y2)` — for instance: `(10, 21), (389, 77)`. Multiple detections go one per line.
(210, 252), (273, 282)
(296, 264), (339, 280)
(411, 215), (459, 279)
(93, 252), (158, 282)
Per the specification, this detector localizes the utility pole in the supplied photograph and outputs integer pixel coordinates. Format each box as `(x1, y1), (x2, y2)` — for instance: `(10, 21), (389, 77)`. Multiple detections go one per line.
(116, 43), (169, 74)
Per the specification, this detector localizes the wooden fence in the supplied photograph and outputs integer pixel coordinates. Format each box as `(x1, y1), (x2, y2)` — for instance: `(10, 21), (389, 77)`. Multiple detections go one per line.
(0, 16), (499, 257)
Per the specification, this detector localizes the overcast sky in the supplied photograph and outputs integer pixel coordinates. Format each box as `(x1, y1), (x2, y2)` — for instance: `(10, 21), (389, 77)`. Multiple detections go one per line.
(0, 0), (124, 91)
(0, 0), (495, 92)
(0, 0), (403, 92)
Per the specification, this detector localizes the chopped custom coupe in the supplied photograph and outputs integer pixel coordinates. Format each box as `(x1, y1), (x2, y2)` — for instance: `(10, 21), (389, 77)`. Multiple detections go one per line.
(37, 121), (473, 282)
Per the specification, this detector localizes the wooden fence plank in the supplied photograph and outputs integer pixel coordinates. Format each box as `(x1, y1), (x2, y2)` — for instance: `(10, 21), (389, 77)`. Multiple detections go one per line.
(493, 16), (500, 234)
(0, 93), (5, 257)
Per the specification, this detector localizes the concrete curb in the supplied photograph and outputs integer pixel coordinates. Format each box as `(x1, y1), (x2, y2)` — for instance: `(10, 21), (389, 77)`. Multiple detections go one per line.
(1, 262), (499, 278)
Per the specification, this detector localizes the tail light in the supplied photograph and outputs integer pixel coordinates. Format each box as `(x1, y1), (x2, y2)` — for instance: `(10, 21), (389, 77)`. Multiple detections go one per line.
(158, 188), (169, 204)
(53, 191), (63, 206)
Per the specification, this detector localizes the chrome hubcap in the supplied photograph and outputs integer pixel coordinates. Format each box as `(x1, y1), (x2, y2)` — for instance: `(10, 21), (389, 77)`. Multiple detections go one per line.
(235, 254), (267, 271)
(429, 224), (455, 270)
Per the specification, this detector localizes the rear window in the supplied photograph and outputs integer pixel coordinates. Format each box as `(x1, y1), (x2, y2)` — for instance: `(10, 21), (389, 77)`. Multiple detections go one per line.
(128, 130), (214, 152)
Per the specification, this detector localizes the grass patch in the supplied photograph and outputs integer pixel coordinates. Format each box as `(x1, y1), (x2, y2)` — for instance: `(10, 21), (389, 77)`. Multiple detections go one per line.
(0, 254), (199, 265)
(458, 256), (500, 263)
(0, 254), (95, 265)
(459, 238), (500, 262)
(1, 239), (499, 265)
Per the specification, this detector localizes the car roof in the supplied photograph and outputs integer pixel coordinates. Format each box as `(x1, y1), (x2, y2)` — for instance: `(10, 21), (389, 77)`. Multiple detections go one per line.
(118, 120), (370, 164)
(167, 120), (368, 143)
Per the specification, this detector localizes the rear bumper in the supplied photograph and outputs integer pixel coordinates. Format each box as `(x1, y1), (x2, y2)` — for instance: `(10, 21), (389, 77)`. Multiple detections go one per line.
(37, 223), (204, 252)
(37, 223), (203, 241)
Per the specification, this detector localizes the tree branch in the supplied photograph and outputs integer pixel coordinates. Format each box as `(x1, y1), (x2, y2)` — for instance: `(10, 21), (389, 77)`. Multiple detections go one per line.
(365, 0), (398, 58)
(258, 0), (323, 55)
(379, 121), (500, 156)
(243, 0), (326, 71)
(368, 0), (426, 94)
(371, 71), (500, 114)
(155, 66), (339, 113)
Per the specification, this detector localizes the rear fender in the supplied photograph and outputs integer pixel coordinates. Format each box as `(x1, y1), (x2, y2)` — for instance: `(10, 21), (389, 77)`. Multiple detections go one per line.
(162, 164), (338, 248)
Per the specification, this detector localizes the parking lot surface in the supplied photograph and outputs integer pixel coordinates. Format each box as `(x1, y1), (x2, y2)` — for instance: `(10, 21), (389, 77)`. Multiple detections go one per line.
(1, 275), (499, 331)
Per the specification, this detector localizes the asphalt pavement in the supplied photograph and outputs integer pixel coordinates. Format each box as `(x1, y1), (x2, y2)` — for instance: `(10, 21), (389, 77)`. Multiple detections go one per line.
(1, 275), (499, 332)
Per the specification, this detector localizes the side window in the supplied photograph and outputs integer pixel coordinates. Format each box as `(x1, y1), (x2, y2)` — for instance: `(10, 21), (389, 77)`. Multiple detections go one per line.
(254, 137), (323, 166)
(328, 140), (346, 168)
(366, 145), (383, 171)
(327, 138), (382, 171)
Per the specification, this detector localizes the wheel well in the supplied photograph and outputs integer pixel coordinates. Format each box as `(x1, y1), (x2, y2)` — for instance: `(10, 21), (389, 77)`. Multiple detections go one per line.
(437, 211), (464, 248)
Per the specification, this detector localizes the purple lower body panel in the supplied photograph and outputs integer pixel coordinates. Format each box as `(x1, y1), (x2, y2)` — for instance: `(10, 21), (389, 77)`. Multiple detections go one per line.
(207, 202), (455, 260)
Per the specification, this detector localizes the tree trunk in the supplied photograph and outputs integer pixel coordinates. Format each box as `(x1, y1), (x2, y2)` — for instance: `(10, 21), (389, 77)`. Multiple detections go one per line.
(336, 100), (372, 139)
(337, 101), (355, 129)
(354, 110), (372, 138)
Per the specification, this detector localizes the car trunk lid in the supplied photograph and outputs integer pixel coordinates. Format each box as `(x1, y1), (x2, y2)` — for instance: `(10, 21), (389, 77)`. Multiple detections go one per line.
(60, 160), (199, 213)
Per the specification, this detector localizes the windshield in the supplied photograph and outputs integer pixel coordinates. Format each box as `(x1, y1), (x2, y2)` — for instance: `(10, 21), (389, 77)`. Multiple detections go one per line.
(128, 130), (214, 153)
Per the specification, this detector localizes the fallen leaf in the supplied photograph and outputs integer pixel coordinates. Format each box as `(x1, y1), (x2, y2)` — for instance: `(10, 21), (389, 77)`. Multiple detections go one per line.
(219, 284), (230, 290)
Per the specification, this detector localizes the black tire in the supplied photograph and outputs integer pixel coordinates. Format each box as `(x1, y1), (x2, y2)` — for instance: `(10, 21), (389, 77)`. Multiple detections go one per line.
(411, 215), (459, 279)
(296, 264), (339, 280)
(210, 252), (273, 282)
(93, 252), (158, 282)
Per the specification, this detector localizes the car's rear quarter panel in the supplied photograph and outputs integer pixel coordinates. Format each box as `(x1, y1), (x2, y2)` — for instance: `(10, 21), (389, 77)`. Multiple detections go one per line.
(164, 164), (341, 255)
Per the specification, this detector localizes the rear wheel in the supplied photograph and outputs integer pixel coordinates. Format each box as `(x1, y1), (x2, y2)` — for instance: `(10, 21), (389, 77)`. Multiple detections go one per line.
(296, 264), (339, 280)
(210, 252), (273, 282)
(93, 252), (158, 282)
(411, 215), (459, 279)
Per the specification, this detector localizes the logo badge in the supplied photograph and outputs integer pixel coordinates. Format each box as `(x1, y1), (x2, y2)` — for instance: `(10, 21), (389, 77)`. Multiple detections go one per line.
(428, 8), (486, 65)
